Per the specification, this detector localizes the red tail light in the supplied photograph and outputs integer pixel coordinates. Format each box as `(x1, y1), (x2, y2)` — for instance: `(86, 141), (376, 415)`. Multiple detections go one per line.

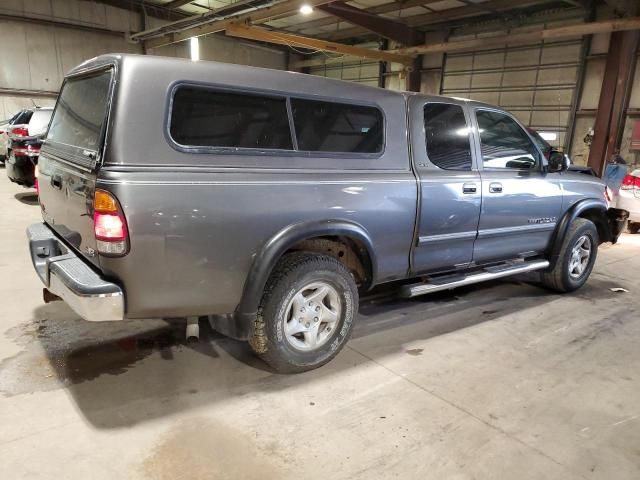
(11, 126), (29, 137)
(12, 144), (40, 157)
(620, 175), (640, 190)
(93, 190), (129, 256)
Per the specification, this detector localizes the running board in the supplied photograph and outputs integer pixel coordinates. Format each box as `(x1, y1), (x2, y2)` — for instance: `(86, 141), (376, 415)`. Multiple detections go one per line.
(399, 259), (550, 298)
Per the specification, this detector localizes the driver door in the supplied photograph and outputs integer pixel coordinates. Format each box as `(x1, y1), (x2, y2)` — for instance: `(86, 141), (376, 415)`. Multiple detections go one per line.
(472, 108), (563, 263)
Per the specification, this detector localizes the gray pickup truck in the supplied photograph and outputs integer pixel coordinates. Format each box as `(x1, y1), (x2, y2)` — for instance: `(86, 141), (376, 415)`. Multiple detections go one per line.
(27, 54), (627, 372)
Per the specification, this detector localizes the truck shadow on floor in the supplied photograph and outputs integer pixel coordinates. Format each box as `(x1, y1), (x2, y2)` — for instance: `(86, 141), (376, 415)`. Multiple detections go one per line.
(14, 192), (38, 205)
(18, 275), (623, 429)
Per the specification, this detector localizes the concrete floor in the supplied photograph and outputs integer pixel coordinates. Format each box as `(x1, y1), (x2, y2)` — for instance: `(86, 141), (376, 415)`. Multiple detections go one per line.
(0, 178), (639, 480)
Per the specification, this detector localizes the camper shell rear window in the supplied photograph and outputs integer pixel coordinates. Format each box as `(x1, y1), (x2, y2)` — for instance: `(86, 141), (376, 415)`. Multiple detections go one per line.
(46, 69), (113, 156)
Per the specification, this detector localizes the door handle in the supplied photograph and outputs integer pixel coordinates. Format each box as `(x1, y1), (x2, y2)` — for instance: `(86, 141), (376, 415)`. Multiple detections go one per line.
(462, 183), (477, 194)
(51, 174), (62, 190)
(489, 182), (503, 193)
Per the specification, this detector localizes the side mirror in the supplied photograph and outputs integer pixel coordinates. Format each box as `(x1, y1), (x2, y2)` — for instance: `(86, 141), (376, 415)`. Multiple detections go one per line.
(548, 150), (568, 173)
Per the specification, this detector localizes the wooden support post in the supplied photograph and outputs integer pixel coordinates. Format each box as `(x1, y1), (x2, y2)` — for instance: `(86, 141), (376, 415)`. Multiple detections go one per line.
(587, 30), (640, 176)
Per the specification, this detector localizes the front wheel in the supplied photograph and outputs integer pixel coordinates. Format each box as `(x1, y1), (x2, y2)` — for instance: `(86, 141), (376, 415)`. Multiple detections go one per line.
(249, 252), (358, 373)
(541, 218), (598, 292)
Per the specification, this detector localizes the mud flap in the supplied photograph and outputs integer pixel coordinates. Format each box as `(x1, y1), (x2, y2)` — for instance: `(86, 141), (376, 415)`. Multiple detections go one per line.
(607, 208), (629, 244)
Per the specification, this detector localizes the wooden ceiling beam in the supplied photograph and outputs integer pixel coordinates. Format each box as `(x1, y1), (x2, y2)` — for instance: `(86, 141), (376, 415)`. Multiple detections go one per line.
(393, 16), (640, 55)
(316, 1), (422, 45)
(225, 23), (414, 64)
(326, 0), (550, 41)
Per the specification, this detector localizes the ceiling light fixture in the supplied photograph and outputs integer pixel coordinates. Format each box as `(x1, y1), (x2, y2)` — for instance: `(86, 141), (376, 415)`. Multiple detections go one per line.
(300, 4), (313, 15)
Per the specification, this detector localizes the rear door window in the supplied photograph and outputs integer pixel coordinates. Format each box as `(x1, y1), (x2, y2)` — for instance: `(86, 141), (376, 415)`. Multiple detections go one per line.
(290, 98), (383, 153)
(424, 103), (473, 170)
(169, 86), (293, 150)
(47, 69), (113, 153)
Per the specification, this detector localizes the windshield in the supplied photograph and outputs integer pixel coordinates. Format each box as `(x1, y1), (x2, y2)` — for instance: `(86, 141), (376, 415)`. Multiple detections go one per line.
(29, 110), (53, 136)
(13, 110), (33, 126)
(47, 69), (113, 152)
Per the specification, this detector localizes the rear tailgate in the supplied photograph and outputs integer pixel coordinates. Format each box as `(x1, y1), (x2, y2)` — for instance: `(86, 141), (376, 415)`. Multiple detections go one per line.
(37, 68), (114, 268)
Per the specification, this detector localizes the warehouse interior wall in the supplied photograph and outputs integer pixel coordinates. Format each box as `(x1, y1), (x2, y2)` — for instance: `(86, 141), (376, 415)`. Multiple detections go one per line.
(296, 6), (640, 169)
(0, 0), (286, 120)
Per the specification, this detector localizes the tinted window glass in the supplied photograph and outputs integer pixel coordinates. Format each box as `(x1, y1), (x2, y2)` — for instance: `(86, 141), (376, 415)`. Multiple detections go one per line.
(14, 110), (32, 125)
(424, 103), (472, 170)
(47, 69), (112, 151)
(170, 87), (292, 150)
(476, 110), (539, 169)
(291, 99), (383, 153)
(527, 128), (552, 158)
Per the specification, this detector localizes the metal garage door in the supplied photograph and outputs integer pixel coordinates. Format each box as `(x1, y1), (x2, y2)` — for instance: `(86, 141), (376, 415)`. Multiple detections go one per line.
(441, 39), (582, 151)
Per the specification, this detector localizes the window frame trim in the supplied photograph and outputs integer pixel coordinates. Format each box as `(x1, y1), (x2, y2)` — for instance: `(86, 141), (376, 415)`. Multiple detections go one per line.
(471, 106), (545, 173)
(422, 101), (476, 172)
(43, 63), (117, 172)
(165, 80), (386, 159)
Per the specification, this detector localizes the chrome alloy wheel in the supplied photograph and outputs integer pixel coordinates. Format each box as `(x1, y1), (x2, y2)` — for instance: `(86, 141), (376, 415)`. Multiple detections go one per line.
(283, 281), (342, 351)
(568, 234), (592, 279)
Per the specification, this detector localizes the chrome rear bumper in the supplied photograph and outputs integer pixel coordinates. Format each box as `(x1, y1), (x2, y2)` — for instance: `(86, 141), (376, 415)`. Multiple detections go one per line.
(26, 223), (124, 321)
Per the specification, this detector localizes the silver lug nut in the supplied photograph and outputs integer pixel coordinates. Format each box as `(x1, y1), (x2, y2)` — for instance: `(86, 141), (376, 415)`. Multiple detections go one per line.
(315, 306), (320, 312)
(305, 322), (310, 328)
(300, 308), (305, 313)
(314, 317), (319, 322)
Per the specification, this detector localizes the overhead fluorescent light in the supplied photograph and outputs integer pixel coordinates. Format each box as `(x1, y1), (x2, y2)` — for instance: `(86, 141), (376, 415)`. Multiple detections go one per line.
(300, 4), (313, 15)
(190, 37), (199, 62)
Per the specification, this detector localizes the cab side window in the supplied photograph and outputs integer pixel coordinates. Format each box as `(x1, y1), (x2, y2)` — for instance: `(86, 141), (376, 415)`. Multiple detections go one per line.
(475, 110), (539, 169)
(424, 103), (473, 171)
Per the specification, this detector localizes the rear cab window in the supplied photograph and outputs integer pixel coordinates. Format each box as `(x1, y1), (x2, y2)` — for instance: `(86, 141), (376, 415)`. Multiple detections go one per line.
(46, 68), (114, 167)
(423, 103), (473, 170)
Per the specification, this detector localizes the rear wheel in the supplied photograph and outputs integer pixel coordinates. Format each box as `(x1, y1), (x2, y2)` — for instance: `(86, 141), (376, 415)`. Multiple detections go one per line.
(541, 218), (598, 292)
(249, 252), (358, 373)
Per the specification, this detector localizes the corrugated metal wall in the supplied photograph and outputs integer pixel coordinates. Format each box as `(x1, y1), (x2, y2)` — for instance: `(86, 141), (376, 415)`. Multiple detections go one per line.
(307, 59), (380, 87)
(0, 0), (286, 121)
(440, 40), (583, 151)
(306, 42), (381, 87)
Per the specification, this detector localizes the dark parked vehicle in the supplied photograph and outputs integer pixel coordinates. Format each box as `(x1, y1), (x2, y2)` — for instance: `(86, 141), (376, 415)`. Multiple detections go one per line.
(27, 54), (628, 372)
(6, 136), (42, 187)
(5, 107), (52, 186)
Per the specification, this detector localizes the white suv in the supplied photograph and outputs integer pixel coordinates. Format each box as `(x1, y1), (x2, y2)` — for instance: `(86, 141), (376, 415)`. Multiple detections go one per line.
(617, 169), (640, 233)
(0, 107), (53, 161)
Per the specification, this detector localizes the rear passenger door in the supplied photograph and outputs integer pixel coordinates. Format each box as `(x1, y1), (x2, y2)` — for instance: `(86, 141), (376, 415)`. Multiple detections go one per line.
(471, 108), (563, 263)
(410, 97), (482, 274)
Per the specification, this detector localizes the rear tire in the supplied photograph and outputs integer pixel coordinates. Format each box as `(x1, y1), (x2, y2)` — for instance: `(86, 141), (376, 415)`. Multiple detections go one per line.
(249, 252), (358, 373)
(541, 218), (598, 293)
